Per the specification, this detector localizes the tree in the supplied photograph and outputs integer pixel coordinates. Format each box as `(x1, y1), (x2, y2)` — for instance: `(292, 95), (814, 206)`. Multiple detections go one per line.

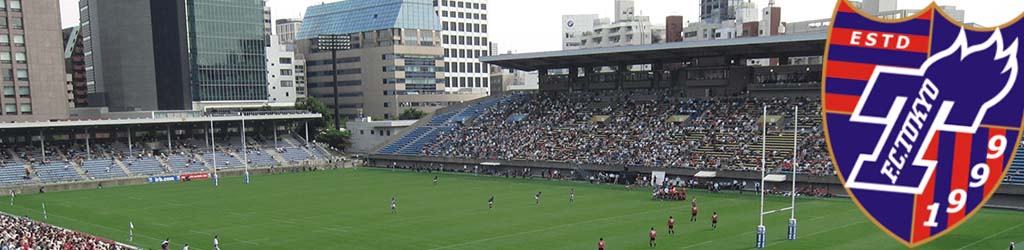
(296, 97), (335, 130)
(317, 128), (351, 151)
(398, 108), (428, 120)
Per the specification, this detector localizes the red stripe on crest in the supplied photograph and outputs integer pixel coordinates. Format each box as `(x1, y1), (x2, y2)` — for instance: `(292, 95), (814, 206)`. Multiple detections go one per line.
(826, 60), (876, 81)
(824, 93), (859, 113)
(923, 131), (939, 161)
(917, 10), (933, 20)
(837, 1), (856, 14)
(985, 129), (1006, 196)
(947, 133), (972, 226)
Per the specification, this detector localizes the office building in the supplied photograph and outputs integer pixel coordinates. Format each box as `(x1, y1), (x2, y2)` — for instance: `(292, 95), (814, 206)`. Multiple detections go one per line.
(266, 36), (303, 107)
(187, 0), (268, 107)
(614, 0), (635, 22)
(0, 0), (70, 121)
(81, 0), (268, 111)
(562, 14), (602, 49)
(862, 0), (896, 16)
(560, 1), (664, 50)
(275, 18), (303, 51)
(62, 26), (87, 108)
(759, 0), (782, 37)
(665, 16), (683, 42)
(296, 0), (484, 120)
(435, 0), (490, 93)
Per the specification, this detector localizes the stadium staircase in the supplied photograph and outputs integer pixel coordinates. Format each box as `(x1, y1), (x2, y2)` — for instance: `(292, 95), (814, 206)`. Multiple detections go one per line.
(64, 158), (90, 181)
(113, 159), (135, 176)
(265, 149), (289, 165)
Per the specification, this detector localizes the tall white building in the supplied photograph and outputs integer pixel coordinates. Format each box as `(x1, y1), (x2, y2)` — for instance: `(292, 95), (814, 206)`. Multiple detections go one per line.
(275, 18), (303, 51)
(614, 0), (635, 22)
(562, 14), (603, 50)
(560, 0), (664, 50)
(435, 0), (491, 93)
(266, 36), (303, 107)
(862, 0), (897, 16)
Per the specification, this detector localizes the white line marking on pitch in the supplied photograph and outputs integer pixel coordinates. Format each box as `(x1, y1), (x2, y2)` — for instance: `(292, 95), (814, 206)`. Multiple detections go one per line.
(767, 220), (865, 247)
(956, 223), (1024, 250)
(427, 206), (675, 250)
(680, 240), (714, 249)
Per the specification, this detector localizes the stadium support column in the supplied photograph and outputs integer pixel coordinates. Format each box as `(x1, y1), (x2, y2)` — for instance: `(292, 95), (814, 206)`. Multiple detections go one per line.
(653, 62), (664, 89)
(538, 68), (548, 90)
(273, 121), (278, 149)
(583, 67), (593, 90)
(167, 125), (172, 152)
(331, 49), (340, 130)
(616, 64), (627, 90)
(305, 121), (309, 144)
(569, 67), (579, 91)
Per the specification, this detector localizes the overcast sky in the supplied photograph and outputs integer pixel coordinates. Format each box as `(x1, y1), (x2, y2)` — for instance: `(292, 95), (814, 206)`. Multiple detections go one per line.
(58, 0), (1024, 53)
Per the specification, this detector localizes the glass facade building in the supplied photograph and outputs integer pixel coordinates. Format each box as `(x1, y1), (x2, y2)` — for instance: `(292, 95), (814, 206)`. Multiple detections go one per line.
(297, 0), (441, 40)
(186, 0), (268, 102)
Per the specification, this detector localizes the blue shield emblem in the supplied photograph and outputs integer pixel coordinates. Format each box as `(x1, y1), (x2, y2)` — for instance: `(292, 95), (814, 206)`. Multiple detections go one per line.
(823, 0), (1024, 246)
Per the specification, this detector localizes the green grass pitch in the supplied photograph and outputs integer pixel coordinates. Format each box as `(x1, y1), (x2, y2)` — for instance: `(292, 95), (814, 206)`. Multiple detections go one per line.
(2, 168), (1023, 249)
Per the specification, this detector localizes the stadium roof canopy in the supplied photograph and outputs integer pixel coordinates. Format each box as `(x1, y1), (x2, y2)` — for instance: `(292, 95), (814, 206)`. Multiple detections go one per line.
(481, 32), (828, 71)
(0, 111), (322, 130)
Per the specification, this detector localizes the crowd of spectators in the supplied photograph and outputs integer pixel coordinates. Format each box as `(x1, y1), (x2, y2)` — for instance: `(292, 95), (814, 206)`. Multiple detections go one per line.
(0, 213), (130, 250)
(423, 90), (835, 175)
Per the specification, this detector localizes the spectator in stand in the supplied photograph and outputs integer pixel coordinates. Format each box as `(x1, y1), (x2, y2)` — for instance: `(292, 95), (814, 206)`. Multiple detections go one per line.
(0, 213), (129, 250)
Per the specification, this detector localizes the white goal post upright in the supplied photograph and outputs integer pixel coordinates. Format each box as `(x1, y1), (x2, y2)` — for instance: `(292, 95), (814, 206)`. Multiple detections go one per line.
(789, 106), (798, 240)
(211, 120), (218, 187)
(756, 105), (767, 249)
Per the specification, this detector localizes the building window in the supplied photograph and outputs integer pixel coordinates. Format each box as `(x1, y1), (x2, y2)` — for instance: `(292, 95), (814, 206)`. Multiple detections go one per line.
(280, 80), (293, 87)
(279, 57), (292, 64)
(2, 86), (13, 98)
(4, 104), (14, 115)
(280, 69), (292, 76)
(2, 70), (10, 81)
(17, 86), (28, 97)
(441, 0), (447, 6)
(14, 52), (25, 64)
(19, 103), (29, 114)
(9, 1), (20, 12)
(383, 91), (388, 96)
(13, 35), (24, 47)
(0, 1), (6, 11)
(383, 102), (389, 108)
(0, 35), (7, 46)
(11, 17), (21, 29)
(0, 18), (7, 29)
(15, 69), (27, 81)
(384, 113), (390, 119)
(0, 52), (10, 64)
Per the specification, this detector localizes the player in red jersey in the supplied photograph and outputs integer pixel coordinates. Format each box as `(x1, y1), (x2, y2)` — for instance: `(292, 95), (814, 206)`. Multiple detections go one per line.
(667, 216), (676, 235)
(649, 227), (657, 248)
(598, 238), (605, 250)
(690, 197), (698, 223)
(711, 211), (718, 230)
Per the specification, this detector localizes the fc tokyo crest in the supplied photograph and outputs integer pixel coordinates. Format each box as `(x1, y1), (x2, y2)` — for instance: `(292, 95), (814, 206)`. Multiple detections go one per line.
(823, 0), (1024, 247)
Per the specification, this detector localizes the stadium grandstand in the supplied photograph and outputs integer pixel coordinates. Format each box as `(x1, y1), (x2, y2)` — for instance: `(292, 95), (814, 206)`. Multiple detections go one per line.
(369, 32), (1024, 204)
(0, 110), (337, 192)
